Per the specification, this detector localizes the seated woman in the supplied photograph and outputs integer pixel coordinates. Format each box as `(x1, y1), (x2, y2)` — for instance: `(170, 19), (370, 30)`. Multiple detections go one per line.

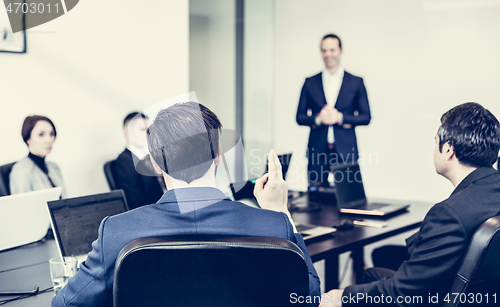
(9, 115), (66, 198)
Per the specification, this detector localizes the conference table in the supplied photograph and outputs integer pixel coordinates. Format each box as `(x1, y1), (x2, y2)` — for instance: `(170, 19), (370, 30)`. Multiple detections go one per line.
(0, 196), (433, 306)
(290, 194), (433, 291)
(0, 240), (57, 306)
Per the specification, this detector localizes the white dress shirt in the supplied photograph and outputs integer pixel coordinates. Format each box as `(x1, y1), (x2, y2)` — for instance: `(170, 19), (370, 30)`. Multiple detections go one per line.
(127, 145), (149, 160)
(321, 67), (344, 144)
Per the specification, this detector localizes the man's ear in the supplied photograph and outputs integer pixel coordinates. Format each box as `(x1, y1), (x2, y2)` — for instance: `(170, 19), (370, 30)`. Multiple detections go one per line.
(214, 142), (222, 166)
(149, 155), (164, 175)
(442, 142), (456, 161)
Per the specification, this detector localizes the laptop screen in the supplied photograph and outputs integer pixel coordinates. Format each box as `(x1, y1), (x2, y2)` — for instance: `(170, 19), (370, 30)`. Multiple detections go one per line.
(230, 153), (293, 201)
(47, 190), (128, 257)
(332, 163), (367, 208)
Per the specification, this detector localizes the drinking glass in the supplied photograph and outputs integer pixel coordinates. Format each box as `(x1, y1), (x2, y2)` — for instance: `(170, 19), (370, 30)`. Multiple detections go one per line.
(49, 257), (78, 296)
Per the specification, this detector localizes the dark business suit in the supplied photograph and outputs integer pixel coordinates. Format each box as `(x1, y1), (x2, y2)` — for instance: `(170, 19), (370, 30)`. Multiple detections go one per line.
(114, 149), (163, 210)
(342, 167), (500, 306)
(296, 71), (371, 183)
(52, 187), (321, 307)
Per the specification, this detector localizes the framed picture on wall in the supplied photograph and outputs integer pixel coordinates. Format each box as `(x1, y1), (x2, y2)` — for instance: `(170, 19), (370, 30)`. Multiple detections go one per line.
(0, 1), (27, 53)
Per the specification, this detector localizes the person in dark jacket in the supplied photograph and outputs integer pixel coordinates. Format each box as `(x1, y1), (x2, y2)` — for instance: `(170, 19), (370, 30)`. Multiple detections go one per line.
(320, 102), (500, 306)
(114, 112), (164, 210)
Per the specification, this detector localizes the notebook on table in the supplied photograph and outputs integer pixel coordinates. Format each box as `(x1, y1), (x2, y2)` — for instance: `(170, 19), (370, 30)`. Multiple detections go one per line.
(47, 190), (129, 264)
(294, 223), (336, 240)
(332, 163), (409, 217)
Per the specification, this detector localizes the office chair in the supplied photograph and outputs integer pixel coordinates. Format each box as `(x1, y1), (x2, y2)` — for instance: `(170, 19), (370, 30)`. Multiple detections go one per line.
(0, 171), (7, 197)
(442, 215), (500, 307)
(113, 235), (310, 307)
(0, 162), (16, 197)
(103, 160), (118, 190)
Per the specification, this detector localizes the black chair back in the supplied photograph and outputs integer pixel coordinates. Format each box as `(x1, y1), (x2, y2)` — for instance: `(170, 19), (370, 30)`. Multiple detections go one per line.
(0, 162), (16, 197)
(104, 160), (118, 190)
(443, 215), (500, 306)
(113, 235), (309, 307)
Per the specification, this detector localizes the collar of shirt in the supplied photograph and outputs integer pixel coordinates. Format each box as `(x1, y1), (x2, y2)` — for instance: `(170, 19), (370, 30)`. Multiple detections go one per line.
(127, 145), (149, 160)
(451, 167), (498, 197)
(156, 186), (230, 214)
(322, 67), (345, 81)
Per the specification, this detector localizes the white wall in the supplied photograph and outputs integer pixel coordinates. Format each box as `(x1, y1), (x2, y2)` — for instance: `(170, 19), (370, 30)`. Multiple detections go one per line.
(244, 0), (275, 178)
(189, 0), (236, 130)
(274, 0), (500, 202)
(0, 0), (189, 197)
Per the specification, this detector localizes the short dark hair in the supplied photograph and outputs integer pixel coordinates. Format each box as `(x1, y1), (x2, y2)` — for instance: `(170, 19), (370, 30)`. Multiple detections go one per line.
(123, 112), (148, 128)
(21, 115), (57, 145)
(438, 102), (500, 168)
(321, 33), (342, 49)
(147, 102), (222, 183)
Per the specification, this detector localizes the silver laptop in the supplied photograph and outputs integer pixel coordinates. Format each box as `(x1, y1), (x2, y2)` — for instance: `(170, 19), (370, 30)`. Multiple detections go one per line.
(47, 190), (129, 264)
(332, 163), (409, 217)
(0, 187), (63, 251)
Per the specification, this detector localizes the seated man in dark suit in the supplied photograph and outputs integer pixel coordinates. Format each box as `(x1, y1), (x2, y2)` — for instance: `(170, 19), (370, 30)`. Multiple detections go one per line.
(320, 102), (500, 306)
(53, 102), (320, 307)
(114, 112), (164, 210)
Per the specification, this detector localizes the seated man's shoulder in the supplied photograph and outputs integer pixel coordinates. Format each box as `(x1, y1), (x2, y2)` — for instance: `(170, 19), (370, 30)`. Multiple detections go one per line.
(230, 199), (286, 217)
(115, 149), (132, 163)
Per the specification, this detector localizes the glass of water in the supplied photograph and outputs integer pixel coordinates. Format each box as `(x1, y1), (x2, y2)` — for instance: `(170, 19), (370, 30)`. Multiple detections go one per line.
(49, 257), (78, 296)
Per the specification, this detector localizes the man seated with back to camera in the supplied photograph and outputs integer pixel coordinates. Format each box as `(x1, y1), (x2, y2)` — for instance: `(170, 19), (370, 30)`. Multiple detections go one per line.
(319, 102), (500, 306)
(52, 102), (321, 307)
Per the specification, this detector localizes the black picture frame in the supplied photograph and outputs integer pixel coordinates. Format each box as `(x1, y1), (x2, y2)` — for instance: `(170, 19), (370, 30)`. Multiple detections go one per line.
(0, 0), (27, 53)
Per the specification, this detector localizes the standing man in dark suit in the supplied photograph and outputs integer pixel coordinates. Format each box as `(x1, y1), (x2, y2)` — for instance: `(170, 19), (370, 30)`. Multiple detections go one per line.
(320, 102), (500, 306)
(114, 112), (164, 210)
(296, 34), (371, 185)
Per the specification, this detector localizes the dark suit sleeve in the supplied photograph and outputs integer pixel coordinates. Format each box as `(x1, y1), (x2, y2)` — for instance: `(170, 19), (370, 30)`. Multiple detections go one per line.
(341, 78), (371, 126)
(52, 218), (112, 307)
(114, 154), (144, 210)
(342, 203), (467, 306)
(296, 79), (318, 127)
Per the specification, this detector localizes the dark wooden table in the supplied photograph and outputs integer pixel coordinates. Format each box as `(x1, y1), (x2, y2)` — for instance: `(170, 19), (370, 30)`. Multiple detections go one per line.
(0, 240), (58, 306)
(290, 195), (433, 291)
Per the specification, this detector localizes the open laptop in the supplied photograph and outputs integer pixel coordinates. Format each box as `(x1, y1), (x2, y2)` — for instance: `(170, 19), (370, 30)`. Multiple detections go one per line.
(0, 187), (63, 251)
(47, 190), (129, 264)
(230, 153), (294, 202)
(332, 163), (409, 217)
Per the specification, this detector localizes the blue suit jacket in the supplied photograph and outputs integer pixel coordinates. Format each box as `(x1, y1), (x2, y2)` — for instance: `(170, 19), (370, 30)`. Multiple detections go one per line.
(296, 71), (371, 162)
(52, 187), (320, 306)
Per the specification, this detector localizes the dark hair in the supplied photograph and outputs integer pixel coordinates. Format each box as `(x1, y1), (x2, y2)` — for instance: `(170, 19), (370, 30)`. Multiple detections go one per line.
(438, 102), (500, 168)
(124, 112), (148, 128)
(321, 33), (342, 49)
(147, 102), (222, 183)
(21, 115), (57, 145)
